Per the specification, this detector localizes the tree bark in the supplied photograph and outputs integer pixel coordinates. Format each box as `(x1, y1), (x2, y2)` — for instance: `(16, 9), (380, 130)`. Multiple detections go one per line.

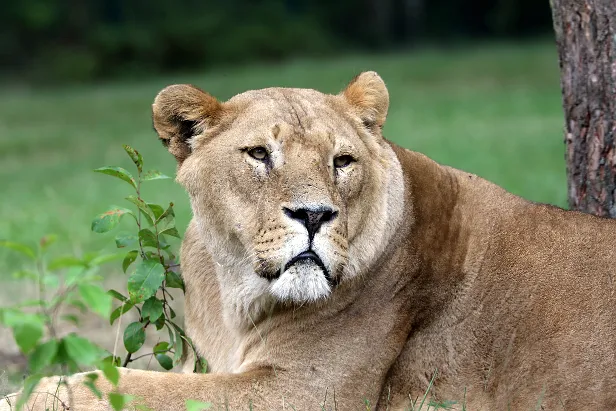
(551, 0), (616, 217)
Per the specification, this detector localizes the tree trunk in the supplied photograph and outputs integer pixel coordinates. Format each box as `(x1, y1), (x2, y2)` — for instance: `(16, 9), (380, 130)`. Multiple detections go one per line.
(550, 0), (616, 217)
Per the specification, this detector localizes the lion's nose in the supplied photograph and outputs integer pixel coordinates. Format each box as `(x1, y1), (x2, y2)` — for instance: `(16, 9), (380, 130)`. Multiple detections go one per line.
(283, 206), (338, 241)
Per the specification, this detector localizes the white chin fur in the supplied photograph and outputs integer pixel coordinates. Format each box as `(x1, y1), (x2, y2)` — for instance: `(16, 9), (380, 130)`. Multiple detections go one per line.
(269, 261), (331, 304)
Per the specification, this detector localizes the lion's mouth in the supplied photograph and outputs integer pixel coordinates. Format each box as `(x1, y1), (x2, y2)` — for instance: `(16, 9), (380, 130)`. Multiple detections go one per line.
(267, 249), (340, 303)
(284, 250), (333, 283)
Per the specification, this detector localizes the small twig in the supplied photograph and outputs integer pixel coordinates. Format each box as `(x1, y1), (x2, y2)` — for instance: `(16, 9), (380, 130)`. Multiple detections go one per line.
(146, 338), (161, 370)
(36, 255), (57, 340)
(126, 349), (175, 363)
(136, 172), (146, 260)
(162, 287), (174, 301)
(112, 300), (125, 361)
(49, 285), (77, 315)
(122, 353), (132, 367)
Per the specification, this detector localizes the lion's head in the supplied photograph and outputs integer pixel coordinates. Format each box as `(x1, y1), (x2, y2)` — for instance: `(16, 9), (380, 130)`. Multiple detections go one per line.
(152, 72), (405, 307)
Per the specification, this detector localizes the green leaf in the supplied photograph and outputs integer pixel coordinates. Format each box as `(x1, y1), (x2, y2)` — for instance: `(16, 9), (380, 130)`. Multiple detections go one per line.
(158, 236), (170, 250)
(94, 166), (137, 189)
(68, 298), (88, 313)
(160, 226), (181, 238)
(90, 253), (125, 266)
(172, 325), (184, 366)
(64, 266), (87, 286)
(125, 195), (155, 226)
(165, 249), (177, 261)
(101, 355), (122, 367)
(62, 314), (80, 326)
(12, 269), (38, 280)
(138, 228), (158, 248)
(107, 289), (128, 302)
(109, 392), (134, 411)
(101, 362), (120, 386)
(153, 341), (169, 353)
(79, 283), (112, 317)
(123, 145), (143, 173)
(15, 374), (42, 411)
(143, 170), (171, 181)
(3, 310), (38, 326)
(123, 250), (139, 273)
(169, 306), (177, 319)
(116, 234), (138, 249)
(128, 259), (165, 303)
(62, 334), (104, 366)
(198, 357), (208, 373)
(144, 251), (158, 260)
(92, 207), (134, 233)
(142, 297), (164, 322)
(165, 271), (184, 290)
(147, 203), (166, 220)
(154, 315), (165, 330)
(0, 240), (36, 259)
(110, 302), (134, 325)
(12, 320), (44, 354)
(165, 323), (175, 347)
(84, 373), (102, 399)
(155, 353), (174, 370)
(186, 399), (213, 411)
(39, 234), (58, 251)
(157, 202), (175, 224)
(14, 299), (43, 308)
(28, 340), (58, 373)
(123, 322), (146, 353)
(48, 255), (85, 270)
(42, 274), (60, 288)
(54, 342), (80, 373)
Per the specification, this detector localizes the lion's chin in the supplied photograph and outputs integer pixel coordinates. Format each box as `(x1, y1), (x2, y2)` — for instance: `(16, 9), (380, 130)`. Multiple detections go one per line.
(268, 260), (332, 304)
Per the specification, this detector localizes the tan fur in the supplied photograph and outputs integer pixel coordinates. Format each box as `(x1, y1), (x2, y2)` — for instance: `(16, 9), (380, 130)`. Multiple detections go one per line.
(3, 72), (616, 411)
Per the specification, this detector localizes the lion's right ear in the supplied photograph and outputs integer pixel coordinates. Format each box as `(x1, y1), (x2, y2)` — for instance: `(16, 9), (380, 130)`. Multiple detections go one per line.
(152, 84), (222, 163)
(341, 71), (389, 129)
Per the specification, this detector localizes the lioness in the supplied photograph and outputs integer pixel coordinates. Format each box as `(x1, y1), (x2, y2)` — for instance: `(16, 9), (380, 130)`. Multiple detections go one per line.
(3, 72), (616, 410)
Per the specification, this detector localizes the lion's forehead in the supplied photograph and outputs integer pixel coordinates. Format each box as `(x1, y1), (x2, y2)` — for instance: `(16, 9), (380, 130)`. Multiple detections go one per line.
(227, 87), (357, 141)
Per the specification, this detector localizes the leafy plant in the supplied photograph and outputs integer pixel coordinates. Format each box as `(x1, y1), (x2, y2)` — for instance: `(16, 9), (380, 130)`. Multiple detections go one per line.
(91, 145), (203, 373)
(1, 145), (208, 410)
(0, 236), (123, 409)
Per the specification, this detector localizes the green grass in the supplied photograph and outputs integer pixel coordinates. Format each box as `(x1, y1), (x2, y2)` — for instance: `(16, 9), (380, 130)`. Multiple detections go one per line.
(0, 40), (566, 276)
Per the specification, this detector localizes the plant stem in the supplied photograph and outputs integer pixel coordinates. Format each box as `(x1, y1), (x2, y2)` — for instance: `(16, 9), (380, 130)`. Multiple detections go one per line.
(125, 349), (175, 363)
(136, 171), (145, 260)
(36, 254), (57, 340)
(122, 353), (132, 367)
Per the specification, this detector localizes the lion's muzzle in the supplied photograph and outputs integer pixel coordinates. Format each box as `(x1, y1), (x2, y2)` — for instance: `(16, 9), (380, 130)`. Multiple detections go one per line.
(282, 206), (338, 241)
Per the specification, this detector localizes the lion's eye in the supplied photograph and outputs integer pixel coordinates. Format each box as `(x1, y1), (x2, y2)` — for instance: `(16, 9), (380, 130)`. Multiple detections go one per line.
(248, 147), (268, 161)
(333, 155), (355, 168)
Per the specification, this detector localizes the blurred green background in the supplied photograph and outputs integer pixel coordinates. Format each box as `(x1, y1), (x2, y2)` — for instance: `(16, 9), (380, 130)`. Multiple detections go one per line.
(1, 0), (565, 274)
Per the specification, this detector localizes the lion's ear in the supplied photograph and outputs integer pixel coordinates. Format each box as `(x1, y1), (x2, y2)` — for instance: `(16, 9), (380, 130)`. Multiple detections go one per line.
(152, 84), (222, 162)
(341, 71), (389, 129)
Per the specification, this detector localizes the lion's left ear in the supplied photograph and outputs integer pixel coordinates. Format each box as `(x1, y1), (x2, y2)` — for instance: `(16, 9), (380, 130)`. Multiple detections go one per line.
(341, 71), (389, 128)
(152, 84), (223, 163)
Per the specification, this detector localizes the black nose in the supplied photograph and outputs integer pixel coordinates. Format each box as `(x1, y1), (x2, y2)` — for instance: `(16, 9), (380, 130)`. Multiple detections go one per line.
(283, 206), (338, 240)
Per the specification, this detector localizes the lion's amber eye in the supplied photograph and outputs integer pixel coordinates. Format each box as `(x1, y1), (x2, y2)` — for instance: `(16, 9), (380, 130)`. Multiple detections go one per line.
(333, 155), (354, 168)
(248, 147), (268, 161)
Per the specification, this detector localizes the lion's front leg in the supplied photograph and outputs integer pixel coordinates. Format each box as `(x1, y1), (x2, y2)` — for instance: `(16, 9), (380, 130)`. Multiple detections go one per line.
(1, 366), (287, 411)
